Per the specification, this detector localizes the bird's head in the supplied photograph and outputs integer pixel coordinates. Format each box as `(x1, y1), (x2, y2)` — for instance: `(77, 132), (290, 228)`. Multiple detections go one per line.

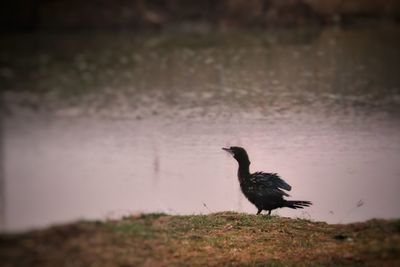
(222, 146), (250, 164)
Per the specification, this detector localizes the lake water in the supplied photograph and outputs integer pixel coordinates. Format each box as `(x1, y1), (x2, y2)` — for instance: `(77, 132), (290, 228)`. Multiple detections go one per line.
(2, 26), (400, 231)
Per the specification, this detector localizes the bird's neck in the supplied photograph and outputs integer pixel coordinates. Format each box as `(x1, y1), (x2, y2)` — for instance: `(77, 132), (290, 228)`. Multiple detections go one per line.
(237, 160), (250, 179)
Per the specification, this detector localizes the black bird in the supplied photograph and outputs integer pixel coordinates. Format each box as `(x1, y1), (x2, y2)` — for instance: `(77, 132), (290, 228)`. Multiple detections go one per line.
(223, 146), (311, 215)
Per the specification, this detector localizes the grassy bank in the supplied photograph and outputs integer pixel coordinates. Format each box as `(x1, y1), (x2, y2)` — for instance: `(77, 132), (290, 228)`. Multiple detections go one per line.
(1, 212), (400, 266)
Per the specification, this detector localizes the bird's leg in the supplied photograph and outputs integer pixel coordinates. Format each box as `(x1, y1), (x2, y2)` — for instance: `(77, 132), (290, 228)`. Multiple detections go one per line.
(257, 209), (262, 215)
(267, 210), (271, 216)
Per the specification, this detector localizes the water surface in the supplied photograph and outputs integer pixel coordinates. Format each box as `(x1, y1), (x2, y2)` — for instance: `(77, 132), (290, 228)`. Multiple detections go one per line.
(2, 27), (400, 231)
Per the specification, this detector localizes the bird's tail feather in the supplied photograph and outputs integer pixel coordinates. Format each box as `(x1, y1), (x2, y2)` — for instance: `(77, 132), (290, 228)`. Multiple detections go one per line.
(284, 200), (312, 209)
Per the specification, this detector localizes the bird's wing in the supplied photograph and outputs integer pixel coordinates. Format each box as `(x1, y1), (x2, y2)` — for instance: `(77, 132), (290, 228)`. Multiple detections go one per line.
(251, 172), (292, 197)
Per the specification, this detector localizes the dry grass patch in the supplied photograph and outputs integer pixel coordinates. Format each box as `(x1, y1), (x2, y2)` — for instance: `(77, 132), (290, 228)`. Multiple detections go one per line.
(1, 212), (399, 266)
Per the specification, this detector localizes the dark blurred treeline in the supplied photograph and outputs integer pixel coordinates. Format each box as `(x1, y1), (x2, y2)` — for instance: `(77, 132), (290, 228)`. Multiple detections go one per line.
(2, 0), (400, 32)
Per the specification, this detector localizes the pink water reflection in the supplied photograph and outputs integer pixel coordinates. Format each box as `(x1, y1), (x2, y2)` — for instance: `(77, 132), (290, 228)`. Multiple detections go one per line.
(3, 113), (400, 231)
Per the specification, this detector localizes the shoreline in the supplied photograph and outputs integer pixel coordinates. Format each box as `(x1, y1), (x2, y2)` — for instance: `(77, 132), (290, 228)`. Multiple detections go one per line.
(1, 212), (399, 266)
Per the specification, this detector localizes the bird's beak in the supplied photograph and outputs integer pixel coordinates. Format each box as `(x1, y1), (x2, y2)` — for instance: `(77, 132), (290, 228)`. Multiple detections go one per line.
(222, 147), (234, 155)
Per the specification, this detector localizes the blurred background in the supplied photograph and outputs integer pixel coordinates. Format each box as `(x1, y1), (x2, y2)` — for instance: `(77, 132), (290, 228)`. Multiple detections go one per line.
(1, 0), (400, 232)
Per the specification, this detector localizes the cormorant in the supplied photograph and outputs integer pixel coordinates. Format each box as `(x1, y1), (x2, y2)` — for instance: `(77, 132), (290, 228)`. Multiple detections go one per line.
(223, 146), (312, 215)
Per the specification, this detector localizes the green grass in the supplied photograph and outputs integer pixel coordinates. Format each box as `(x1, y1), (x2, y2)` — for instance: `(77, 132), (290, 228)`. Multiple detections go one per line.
(1, 212), (400, 266)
